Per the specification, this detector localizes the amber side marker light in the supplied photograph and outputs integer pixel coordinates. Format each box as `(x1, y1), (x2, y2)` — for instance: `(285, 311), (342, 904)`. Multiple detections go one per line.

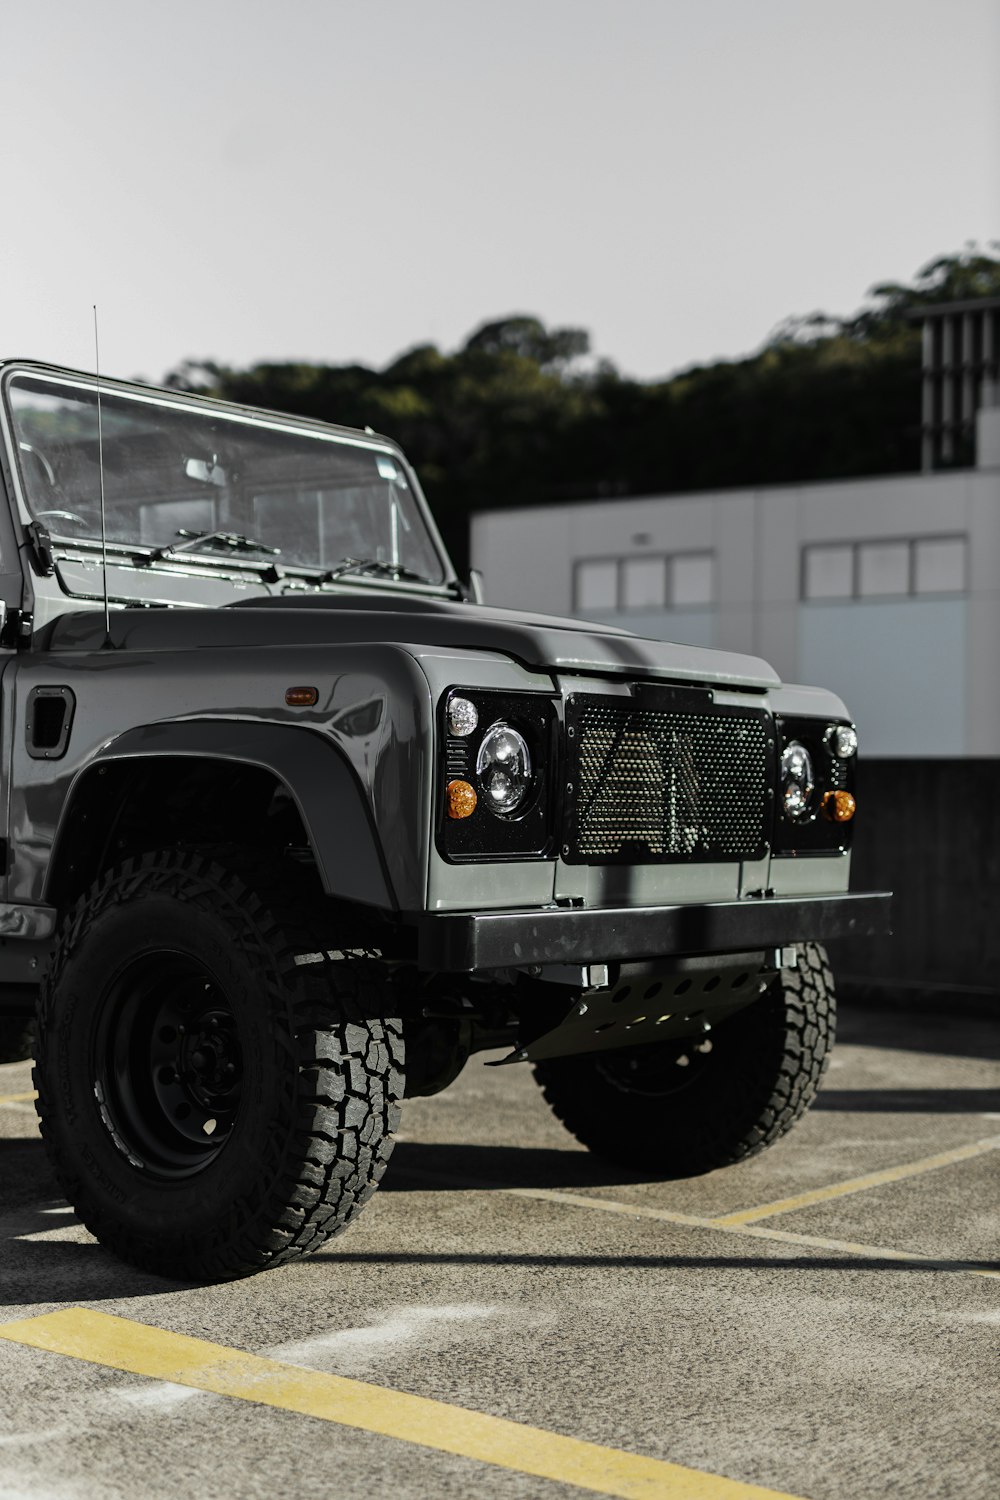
(447, 779), (477, 819)
(821, 789), (856, 823)
(285, 686), (319, 707)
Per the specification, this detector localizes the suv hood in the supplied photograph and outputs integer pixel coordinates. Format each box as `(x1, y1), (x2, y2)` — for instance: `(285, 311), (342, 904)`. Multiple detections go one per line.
(42, 591), (779, 690)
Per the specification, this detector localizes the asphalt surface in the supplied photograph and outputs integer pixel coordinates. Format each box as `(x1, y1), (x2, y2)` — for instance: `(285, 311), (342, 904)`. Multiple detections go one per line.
(0, 1001), (998, 1500)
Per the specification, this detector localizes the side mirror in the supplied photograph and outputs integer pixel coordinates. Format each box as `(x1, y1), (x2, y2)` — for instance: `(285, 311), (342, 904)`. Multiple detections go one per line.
(467, 568), (485, 605)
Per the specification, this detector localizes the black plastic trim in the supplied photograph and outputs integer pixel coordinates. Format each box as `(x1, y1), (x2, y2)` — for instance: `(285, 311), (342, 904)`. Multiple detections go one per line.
(26, 685), (75, 759)
(774, 715), (856, 853)
(73, 720), (397, 910)
(436, 687), (559, 862)
(413, 891), (892, 972)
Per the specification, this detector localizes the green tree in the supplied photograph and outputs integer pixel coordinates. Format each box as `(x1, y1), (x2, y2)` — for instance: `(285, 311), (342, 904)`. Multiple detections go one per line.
(163, 246), (1000, 570)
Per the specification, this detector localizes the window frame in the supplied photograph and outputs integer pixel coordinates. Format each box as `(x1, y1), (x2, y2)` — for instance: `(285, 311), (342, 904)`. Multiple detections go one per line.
(573, 549), (715, 613)
(801, 534), (968, 602)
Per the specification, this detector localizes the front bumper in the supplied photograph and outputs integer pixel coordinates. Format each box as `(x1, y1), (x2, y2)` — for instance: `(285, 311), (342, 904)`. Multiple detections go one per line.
(414, 891), (891, 972)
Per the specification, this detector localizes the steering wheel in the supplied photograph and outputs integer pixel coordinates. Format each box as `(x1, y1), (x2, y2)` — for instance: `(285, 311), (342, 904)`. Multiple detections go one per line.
(35, 508), (92, 530)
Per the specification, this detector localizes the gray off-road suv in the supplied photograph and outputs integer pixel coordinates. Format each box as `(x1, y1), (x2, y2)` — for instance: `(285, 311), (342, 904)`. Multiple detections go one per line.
(0, 362), (888, 1280)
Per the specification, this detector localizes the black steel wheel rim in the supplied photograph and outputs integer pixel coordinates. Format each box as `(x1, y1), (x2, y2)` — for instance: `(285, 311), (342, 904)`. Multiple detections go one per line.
(92, 951), (243, 1179)
(595, 1035), (716, 1098)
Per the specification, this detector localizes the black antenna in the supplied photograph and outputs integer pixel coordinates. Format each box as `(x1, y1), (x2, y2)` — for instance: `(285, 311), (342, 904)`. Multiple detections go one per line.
(93, 305), (111, 645)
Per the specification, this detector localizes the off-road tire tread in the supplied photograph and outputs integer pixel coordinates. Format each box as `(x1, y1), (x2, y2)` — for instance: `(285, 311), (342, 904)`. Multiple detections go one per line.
(34, 847), (403, 1281)
(534, 942), (835, 1176)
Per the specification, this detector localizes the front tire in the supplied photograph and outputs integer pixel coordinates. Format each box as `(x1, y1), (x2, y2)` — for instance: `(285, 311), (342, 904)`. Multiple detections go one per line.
(34, 850), (404, 1281)
(534, 943), (835, 1176)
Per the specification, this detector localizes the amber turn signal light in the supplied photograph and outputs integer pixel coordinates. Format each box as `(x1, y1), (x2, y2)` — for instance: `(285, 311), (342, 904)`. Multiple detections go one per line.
(446, 779), (477, 819)
(821, 789), (856, 823)
(285, 686), (319, 707)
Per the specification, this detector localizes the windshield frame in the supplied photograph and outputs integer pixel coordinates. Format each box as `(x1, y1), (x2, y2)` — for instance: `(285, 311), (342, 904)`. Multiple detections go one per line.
(0, 361), (457, 593)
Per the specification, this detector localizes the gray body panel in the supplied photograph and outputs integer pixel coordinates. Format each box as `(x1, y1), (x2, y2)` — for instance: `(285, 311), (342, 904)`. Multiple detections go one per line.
(6, 641), (434, 911)
(40, 592), (780, 691)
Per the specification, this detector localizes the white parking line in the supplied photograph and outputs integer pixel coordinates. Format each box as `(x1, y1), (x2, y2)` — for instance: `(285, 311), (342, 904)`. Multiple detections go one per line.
(392, 1164), (1000, 1279)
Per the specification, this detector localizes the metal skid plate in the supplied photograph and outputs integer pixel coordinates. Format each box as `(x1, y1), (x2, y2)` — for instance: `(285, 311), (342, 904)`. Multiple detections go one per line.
(516, 953), (771, 1063)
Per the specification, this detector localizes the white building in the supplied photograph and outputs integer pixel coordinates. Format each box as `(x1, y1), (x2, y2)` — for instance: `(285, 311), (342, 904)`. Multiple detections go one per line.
(471, 302), (1000, 758)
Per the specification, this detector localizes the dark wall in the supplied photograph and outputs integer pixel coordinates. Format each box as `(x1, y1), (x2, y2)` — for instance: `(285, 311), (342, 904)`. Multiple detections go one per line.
(834, 759), (1000, 1008)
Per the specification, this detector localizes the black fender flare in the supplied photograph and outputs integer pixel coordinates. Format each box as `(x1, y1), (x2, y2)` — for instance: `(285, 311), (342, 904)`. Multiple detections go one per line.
(77, 719), (396, 910)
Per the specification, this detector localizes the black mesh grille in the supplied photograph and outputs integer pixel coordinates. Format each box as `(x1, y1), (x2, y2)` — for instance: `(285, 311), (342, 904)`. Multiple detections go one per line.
(564, 695), (772, 863)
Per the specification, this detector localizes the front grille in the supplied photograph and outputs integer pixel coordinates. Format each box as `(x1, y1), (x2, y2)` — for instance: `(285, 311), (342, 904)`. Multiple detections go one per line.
(563, 693), (773, 864)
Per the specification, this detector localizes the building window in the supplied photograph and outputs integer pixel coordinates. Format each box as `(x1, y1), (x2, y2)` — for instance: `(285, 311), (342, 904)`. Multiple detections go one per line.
(803, 544), (853, 599)
(802, 536), (968, 601)
(858, 541), (909, 598)
(914, 536), (966, 594)
(671, 553), (714, 606)
(574, 552), (714, 613)
(575, 559), (618, 612)
(622, 556), (667, 608)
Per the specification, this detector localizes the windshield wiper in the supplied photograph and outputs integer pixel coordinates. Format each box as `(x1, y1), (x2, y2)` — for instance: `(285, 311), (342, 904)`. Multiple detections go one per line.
(322, 556), (437, 586)
(142, 530), (281, 564)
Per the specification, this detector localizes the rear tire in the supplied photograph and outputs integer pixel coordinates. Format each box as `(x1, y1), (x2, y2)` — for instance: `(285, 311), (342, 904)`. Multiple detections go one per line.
(0, 1017), (34, 1065)
(34, 849), (404, 1281)
(534, 943), (835, 1176)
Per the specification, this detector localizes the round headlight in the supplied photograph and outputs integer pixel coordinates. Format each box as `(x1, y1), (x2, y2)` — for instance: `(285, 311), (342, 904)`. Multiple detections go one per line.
(781, 741), (815, 821)
(476, 722), (532, 815)
(447, 695), (479, 737)
(830, 724), (858, 760)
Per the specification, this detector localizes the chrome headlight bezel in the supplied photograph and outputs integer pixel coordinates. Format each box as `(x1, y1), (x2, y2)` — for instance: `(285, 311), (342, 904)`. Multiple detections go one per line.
(780, 740), (816, 822)
(475, 721), (533, 817)
(827, 723), (859, 760)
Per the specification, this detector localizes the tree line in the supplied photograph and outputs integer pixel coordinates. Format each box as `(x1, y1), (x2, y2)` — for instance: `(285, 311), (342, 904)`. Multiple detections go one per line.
(166, 247), (1000, 570)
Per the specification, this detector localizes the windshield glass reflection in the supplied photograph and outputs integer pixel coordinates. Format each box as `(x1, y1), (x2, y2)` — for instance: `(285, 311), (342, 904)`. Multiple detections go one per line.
(6, 374), (445, 583)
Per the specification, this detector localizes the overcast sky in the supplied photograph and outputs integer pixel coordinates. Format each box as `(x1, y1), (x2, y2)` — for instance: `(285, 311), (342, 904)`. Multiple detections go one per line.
(0, 0), (996, 386)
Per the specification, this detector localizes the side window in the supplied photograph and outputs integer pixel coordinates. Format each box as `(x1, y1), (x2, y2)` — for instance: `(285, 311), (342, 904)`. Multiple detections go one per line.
(0, 455), (25, 616)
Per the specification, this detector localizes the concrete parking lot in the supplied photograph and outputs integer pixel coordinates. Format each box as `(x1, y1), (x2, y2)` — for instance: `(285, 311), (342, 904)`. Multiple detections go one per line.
(1, 1000), (997, 1500)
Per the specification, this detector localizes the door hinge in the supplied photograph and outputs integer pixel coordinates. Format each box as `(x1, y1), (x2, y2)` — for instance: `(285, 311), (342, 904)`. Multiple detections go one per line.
(25, 521), (55, 576)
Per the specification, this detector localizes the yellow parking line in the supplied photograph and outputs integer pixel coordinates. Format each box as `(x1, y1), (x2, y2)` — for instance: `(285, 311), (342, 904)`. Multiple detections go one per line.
(502, 1186), (1000, 1279)
(0, 1091), (37, 1105)
(711, 1136), (1000, 1227)
(0, 1309), (806, 1500)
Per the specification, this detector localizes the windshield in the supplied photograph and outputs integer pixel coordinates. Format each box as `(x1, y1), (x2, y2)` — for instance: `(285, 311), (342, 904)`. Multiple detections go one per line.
(5, 373), (447, 584)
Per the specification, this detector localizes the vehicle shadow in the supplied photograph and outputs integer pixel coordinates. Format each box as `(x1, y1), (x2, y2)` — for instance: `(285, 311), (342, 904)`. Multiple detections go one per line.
(836, 1007), (1000, 1062)
(315, 1248), (1000, 1275)
(0, 1139), (192, 1307)
(3, 1133), (996, 1300)
(383, 1139), (662, 1193)
(814, 1087), (1000, 1113)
